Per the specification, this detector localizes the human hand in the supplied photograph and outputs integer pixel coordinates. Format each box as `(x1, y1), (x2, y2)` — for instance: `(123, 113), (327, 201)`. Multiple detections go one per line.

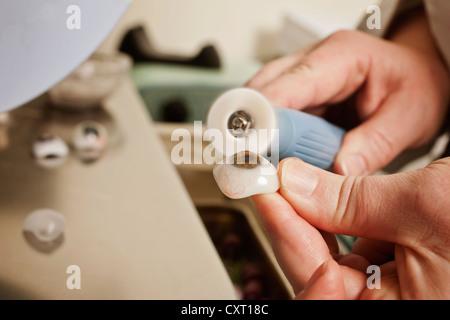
(246, 29), (449, 176)
(252, 157), (450, 299)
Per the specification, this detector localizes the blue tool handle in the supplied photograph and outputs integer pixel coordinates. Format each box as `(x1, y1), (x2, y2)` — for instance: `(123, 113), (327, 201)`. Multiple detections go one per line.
(275, 107), (346, 170)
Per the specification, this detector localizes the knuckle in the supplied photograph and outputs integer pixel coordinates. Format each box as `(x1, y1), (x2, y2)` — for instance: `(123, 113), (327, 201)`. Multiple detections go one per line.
(409, 161), (450, 249)
(294, 60), (315, 76)
(283, 58), (316, 78)
(368, 128), (396, 164)
(328, 29), (358, 42)
(332, 176), (363, 230)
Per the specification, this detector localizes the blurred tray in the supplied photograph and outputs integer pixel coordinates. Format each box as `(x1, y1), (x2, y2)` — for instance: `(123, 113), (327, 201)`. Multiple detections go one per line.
(198, 205), (292, 300)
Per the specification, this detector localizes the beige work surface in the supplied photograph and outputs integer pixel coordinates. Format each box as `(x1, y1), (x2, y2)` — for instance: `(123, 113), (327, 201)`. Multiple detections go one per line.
(0, 76), (236, 299)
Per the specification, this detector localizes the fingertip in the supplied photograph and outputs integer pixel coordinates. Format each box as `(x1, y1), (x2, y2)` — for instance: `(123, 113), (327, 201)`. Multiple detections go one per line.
(334, 153), (369, 176)
(296, 259), (346, 300)
(332, 159), (346, 176)
(251, 192), (295, 228)
(251, 192), (279, 211)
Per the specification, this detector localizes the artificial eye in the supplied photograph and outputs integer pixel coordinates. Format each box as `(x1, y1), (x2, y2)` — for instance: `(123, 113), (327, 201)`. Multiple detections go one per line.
(72, 121), (108, 162)
(32, 133), (69, 168)
(23, 209), (65, 243)
(213, 151), (279, 199)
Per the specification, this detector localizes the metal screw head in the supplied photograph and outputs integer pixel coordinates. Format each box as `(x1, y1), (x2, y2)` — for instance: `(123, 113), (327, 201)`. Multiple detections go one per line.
(228, 110), (253, 137)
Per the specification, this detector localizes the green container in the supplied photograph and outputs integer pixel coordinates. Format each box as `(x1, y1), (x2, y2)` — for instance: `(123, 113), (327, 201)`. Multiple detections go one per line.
(131, 61), (262, 122)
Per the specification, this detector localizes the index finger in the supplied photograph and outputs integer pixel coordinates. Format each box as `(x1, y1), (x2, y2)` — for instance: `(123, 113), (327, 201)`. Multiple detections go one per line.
(252, 192), (367, 298)
(258, 30), (372, 110)
(252, 193), (332, 293)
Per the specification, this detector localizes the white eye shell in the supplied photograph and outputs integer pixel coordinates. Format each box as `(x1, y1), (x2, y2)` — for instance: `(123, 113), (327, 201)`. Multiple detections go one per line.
(23, 209), (65, 243)
(32, 134), (69, 168)
(73, 121), (108, 162)
(33, 134), (69, 159)
(213, 152), (279, 199)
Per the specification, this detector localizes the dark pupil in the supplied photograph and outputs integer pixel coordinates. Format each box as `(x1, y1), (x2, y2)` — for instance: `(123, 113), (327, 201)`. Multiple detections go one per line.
(84, 127), (99, 136)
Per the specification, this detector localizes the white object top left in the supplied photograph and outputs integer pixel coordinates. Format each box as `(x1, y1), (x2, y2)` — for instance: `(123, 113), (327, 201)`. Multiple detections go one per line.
(0, 0), (132, 112)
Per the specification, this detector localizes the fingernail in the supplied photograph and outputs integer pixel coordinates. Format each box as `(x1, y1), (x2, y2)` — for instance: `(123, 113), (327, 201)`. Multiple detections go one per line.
(304, 260), (329, 292)
(340, 154), (367, 176)
(319, 260), (329, 280)
(281, 159), (319, 196)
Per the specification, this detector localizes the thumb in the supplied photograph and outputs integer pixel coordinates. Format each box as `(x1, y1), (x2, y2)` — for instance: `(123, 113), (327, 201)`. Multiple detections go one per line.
(295, 259), (346, 300)
(278, 157), (430, 244)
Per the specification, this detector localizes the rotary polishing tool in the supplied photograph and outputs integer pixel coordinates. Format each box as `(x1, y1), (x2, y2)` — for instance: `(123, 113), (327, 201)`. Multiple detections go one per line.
(207, 88), (346, 169)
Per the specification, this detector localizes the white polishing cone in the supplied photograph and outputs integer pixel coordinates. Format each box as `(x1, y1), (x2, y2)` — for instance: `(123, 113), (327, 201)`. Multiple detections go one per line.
(206, 88), (277, 158)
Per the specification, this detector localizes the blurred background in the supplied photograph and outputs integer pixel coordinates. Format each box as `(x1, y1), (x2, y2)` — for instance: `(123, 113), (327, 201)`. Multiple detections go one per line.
(100, 0), (377, 61)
